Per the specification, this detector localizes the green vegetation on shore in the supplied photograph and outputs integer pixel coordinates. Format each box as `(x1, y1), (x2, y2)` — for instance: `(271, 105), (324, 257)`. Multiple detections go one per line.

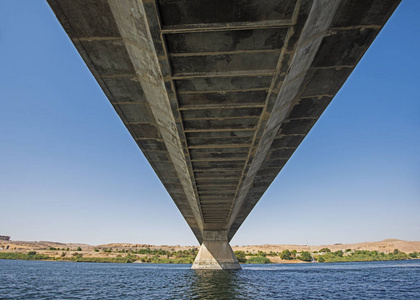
(315, 249), (417, 263)
(236, 248), (419, 264)
(276, 247), (419, 263)
(246, 256), (271, 264)
(0, 250), (272, 264)
(0, 252), (50, 261)
(0, 247), (200, 264)
(234, 251), (272, 264)
(0, 248), (418, 265)
(0, 252), (139, 263)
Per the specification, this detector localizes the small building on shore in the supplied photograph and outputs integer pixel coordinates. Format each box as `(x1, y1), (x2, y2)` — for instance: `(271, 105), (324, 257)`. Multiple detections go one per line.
(0, 236), (11, 241)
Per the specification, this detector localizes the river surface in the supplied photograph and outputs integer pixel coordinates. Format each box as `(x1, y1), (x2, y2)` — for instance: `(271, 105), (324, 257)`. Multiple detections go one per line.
(0, 259), (419, 299)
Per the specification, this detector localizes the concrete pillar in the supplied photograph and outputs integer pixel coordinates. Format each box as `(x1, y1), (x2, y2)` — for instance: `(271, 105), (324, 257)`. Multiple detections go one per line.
(192, 231), (241, 270)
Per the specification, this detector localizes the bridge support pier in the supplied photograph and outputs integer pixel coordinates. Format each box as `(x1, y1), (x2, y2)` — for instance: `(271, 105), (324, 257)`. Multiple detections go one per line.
(191, 231), (241, 270)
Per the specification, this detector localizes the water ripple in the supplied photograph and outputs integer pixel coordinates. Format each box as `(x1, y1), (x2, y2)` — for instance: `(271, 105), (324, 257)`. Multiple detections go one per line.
(0, 260), (419, 299)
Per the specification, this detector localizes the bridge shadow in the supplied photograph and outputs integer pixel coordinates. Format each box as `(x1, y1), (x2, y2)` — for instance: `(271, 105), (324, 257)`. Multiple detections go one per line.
(190, 269), (242, 299)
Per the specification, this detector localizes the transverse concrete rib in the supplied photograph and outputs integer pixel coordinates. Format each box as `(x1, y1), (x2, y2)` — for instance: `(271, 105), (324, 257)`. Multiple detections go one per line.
(47, 0), (401, 268)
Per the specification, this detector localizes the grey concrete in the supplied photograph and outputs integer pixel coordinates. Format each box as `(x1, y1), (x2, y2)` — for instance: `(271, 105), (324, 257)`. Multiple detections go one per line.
(47, 0), (400, 268)
(192, 230), (240, 270)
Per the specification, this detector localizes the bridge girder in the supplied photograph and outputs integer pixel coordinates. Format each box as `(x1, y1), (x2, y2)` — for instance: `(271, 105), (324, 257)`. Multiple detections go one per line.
(48, 0), (400, 268)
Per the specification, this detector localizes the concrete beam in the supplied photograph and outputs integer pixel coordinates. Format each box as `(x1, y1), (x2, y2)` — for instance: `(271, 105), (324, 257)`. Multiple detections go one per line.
(47, 0), (401, 267)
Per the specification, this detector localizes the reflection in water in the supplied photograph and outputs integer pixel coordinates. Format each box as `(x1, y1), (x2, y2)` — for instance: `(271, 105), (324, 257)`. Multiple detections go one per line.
(1, 260), (419, 299)
(191, 269), (241, 299)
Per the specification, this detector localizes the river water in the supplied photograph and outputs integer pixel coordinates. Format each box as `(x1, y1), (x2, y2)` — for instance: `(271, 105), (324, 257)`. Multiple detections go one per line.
(0, 259), (419, 299)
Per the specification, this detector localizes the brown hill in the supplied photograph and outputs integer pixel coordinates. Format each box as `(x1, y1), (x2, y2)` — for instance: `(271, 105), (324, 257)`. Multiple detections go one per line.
(232, 239), (420, 254)
(1, 239), (419, 254)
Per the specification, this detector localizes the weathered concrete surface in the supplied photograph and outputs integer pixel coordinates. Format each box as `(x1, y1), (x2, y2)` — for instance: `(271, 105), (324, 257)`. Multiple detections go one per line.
(47, 0), (400, 268)
(192, 231), (240, 270)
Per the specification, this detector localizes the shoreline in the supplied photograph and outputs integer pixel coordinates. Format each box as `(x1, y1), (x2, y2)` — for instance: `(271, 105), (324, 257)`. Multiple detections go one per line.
(1, 238), (419, 265)
(3, 238), (420, 253)
(0, 250), (418, 265)
(0, 254), (418, 265)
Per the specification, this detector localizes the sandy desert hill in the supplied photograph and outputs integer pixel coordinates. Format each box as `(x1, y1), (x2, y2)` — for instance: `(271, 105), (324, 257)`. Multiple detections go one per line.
(2, 239), (419, 254)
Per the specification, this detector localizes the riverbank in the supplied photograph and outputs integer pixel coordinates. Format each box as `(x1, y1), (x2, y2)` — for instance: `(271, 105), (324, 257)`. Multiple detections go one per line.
(0, 249), (418, 265)
(2, 238), (420, 254)
(1, 239), (419, 264)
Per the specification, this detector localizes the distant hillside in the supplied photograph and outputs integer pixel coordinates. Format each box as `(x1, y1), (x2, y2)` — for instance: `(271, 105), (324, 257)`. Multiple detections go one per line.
(232, 239), (420, 254)
(1, 239), (419, 253)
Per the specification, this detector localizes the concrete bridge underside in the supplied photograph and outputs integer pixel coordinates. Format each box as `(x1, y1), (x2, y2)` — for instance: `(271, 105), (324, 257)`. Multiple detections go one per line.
(48, 0), (400, 269)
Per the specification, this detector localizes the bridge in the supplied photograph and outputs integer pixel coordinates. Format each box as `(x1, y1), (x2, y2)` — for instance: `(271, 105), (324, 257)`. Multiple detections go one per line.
(47, 0), (400, 269)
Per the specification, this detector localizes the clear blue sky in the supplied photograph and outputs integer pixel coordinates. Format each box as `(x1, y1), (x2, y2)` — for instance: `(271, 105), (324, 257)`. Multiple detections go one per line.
(0, 1), (419, 246)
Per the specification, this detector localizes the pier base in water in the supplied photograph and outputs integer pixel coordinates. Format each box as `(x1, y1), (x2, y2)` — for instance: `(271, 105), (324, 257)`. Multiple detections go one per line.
(192, 231), (241, 270)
